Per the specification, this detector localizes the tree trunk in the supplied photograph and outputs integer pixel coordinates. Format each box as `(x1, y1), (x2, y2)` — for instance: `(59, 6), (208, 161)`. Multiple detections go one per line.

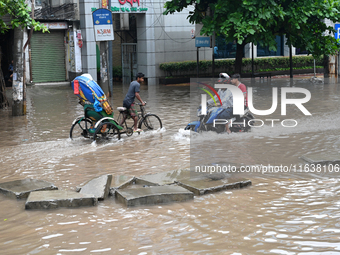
(234, 42), (245, 74)
(323, 55), (329, 77)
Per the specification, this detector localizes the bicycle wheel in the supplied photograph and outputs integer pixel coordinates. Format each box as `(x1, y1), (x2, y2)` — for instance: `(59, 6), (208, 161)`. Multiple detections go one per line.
(138, 114), (162, 131)
(93, 122), (121, 141)
(70, 118), (93, 140)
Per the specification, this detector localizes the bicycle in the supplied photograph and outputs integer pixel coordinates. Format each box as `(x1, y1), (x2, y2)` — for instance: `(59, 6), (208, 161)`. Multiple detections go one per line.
(116, 102), (162, 136)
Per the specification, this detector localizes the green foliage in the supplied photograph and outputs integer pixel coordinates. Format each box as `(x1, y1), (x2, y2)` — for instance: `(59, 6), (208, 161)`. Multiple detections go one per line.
(244, 66), (324, 73)
(159, 56), (323, 76)
(112, 66), (122, 78)
(164, 0), (340, 70)
(0, 0), (48, 33)
(278, 0), (340, 57)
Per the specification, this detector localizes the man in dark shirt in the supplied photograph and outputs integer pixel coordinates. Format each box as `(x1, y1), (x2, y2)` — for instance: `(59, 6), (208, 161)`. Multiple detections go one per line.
(121, 72), (145, 132)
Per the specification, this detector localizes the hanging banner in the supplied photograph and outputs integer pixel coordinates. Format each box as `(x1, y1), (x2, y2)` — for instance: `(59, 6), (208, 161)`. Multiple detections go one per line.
(92, 8), (114, 41)
(101, 0), (108, 8)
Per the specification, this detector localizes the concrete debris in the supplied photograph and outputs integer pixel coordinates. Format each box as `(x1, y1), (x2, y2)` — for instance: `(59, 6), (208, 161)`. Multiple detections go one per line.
(116, 185), (194, 207)
(0, 179), (57, 199)
(25, 190), (97, 210)
(78, 174), (112, 200)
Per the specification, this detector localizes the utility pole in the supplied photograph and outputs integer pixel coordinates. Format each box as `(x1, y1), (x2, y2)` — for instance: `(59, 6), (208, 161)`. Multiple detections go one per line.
(108, 0), (113, 97)
(289, 43), (293, 78)
(100, 41), (110, 97)
(12, 0), (35, 116)
(12, 28), (25, 116)
(98, 1), (111, 97)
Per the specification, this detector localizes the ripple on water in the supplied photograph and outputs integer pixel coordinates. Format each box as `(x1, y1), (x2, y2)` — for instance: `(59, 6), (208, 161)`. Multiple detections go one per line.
(1, 82), (340, 254)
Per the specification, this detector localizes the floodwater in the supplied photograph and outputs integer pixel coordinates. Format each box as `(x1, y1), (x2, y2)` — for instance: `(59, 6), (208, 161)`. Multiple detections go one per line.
(1, 77), (340, 254)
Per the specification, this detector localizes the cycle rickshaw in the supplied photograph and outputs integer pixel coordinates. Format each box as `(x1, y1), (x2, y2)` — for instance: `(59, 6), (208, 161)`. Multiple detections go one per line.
(69, 74), (162, 142)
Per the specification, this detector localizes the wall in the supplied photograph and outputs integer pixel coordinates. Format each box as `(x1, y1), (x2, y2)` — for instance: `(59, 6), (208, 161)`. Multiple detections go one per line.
(137, 1), (202, 85)
(79, 0), (99, 81)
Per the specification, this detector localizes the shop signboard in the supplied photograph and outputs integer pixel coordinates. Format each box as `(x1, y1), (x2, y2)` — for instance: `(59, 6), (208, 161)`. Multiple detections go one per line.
(91, 0), (148, 13)
(92, 8), (114, 41)
(41, 22), (68, 29)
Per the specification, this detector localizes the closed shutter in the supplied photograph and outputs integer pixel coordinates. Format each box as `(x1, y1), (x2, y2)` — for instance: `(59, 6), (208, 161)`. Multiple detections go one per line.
(31, 30), (66, 83)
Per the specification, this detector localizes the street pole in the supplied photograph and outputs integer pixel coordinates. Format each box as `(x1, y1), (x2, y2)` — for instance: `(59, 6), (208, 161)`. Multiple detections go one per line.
(100, 41), (110, 97)
(12, 28), (25, 116)
(211, 33), (215, 78)
(251, 43), (254, 78)
(212, 48), (215, 79)
(289, 43), (293, 78)
(197, 47), (199, 78)
(108, 0), (113, 97)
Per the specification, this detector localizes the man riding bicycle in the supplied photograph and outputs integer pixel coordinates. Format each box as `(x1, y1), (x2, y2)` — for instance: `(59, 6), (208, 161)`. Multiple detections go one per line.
(120, 72), (146, 133)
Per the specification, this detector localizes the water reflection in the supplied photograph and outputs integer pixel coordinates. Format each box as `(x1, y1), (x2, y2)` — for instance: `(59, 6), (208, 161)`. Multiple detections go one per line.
(0, 78), (339, 254)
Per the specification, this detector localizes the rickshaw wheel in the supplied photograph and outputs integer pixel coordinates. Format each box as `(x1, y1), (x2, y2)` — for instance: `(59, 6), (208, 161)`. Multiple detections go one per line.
(70, 118), (93, 140)
(93, 122), (121, 141)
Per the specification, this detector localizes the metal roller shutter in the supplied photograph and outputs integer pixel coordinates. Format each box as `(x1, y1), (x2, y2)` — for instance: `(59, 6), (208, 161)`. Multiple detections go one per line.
(31, 30), (66, 83)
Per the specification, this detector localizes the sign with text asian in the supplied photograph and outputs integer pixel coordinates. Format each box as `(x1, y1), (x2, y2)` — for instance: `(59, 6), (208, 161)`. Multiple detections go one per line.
(91, 0), (148, 13)
(92, 8), (114, 41)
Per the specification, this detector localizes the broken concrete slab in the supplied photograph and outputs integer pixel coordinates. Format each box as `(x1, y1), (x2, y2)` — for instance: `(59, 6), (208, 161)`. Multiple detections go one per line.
(109, 176), (159, 196)
(25, 190), (98, 210)
(108, 175), (135, 196)
(301, 153), (340, 165)
(138, 169), (191, 186)
(134, 177), (159, 187)
(111, 175), (135, 189)
(171, 169), (251, 195)
(177, 178), (252, 196)
(138, 169), (251, 196)
(116, 185), (194, 207)
(0, 179), (57, 199)
(78, 174), (112, 200)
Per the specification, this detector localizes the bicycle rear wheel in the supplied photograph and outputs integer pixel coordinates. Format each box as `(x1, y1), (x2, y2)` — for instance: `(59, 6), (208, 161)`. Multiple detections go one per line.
(70, 118), (93, 140)
(138, 114), (162, 131)
(93, 122), (121, 141)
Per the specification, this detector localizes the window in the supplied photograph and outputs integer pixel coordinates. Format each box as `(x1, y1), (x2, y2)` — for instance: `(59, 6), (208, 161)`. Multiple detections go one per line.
(257, 36), (284, 57)
(215, 36), (244, 59)
(295, 48), (308, 55)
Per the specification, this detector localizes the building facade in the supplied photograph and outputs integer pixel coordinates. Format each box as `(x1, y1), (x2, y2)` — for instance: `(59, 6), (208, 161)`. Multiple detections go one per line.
(3, 1), (338, 88)
(80, 0), (203, 85)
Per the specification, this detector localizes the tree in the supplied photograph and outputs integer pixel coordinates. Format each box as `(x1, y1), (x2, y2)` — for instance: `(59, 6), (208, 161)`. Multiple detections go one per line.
(164, 0), (340, 74)
(0, 0), (47, 33)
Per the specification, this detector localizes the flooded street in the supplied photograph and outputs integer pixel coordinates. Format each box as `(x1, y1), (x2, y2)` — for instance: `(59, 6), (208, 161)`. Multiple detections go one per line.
(1, 78), (340, 254)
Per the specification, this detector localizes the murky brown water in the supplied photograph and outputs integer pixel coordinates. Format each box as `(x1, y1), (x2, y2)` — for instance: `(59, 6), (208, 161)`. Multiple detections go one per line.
(1, 78), (340, 254)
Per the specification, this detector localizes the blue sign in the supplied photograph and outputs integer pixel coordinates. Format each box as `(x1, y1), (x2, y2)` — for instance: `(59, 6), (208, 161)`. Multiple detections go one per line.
(335, 24), (340, 40)
(195, 37), (211, 47)
(92, 8), (113, 26)
(92, 8), (114, 41)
